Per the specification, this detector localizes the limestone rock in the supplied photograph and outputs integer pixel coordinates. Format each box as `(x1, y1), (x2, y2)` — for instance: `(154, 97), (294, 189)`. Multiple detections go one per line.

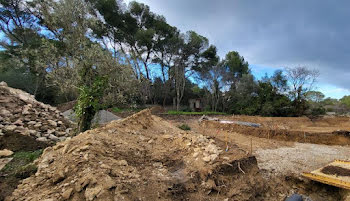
(37, 137), (48, 142)
(13, 119), (23, 125)
(4, 125), (16, 131)
(85, 185), (103, 201)
(22, 104), (31, 115)
(0, 109), (11, 117)
(0, 149), (13, 157)
(49, 134), (59, 141)
(116, 160), (128, 166)
(203, 156), (211, 162)
(48, 120), (58, 127)
(62, 188), (73, 200)
(0, 81), (8, 87)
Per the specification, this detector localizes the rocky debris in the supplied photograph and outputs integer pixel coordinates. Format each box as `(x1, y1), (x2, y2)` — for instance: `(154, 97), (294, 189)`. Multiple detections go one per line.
(0, 82), (72, 144)
(0, 149), (13, 157)
(199, 115), (261, 128)
(0, 157), (12, 171)
(219, 120), (261, 128)
(7, 110), (263, 201)
(0, 149), (13, 171)
(198, 115), (219, 123)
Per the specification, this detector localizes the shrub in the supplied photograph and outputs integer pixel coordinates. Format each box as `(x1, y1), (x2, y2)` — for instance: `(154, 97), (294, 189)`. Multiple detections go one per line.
(311, 107), (326, 116)
(178, 124), (191, 131)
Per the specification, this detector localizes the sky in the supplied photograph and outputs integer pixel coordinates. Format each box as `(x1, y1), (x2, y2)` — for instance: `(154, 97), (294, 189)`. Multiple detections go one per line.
(125, 0), (350, 99)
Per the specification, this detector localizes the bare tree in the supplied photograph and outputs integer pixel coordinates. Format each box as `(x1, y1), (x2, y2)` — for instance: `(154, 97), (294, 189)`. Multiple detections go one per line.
(285, 66), (320, 115)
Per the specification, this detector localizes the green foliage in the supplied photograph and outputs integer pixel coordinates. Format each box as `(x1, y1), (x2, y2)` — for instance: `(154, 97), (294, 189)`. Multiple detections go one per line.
(224, 70), (295, 117)
(75, 76), (108, 132)
(222, 51), (250, 84)
(285, 66), (319, 116)
(111, 107), (123, 113)
(257, 77), (293, 116)
(310, 106), (326, 117)
(0, 67), (37, 93)
(1, 150), (42, 177)
(177, 124), (191, 131)
(321, 97), (339, 106)
(326, 107), (334, 112)
(111, 107), (143, 113)
(305, 91), (325, 103)
(225, 73), (260, 115)
(13, 150), (42, 162)
(340, 95), (350, 108)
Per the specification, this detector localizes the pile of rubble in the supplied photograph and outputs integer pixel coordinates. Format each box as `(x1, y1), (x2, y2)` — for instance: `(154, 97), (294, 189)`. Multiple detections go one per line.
(7, 110), (268, 201)
(0, 82), (72, 143)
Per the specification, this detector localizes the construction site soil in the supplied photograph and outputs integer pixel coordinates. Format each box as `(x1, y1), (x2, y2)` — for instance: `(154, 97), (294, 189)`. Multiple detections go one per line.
(3, 111), (350, 200)
(5, 110), (274, 200)
(159, 114), (350, 146)
(0, 131), (49, 152)
(321, 166), (350, 177)
(160, 114), (350, 200)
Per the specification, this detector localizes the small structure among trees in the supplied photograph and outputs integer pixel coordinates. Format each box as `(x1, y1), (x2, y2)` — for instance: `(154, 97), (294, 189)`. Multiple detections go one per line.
(189, 98), (202, 112)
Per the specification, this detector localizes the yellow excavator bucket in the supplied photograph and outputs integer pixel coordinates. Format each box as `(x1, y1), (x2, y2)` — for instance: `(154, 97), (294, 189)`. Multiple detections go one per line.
(302, 160), (350, 190)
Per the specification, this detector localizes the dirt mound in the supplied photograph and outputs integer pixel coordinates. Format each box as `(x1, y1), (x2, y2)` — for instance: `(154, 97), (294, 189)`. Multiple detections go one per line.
(0, 82), (72, 145)
(7, 110), (277, 201)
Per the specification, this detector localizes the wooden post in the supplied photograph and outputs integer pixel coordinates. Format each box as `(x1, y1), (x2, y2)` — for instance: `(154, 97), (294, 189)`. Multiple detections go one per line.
(250, 138), (253, 155)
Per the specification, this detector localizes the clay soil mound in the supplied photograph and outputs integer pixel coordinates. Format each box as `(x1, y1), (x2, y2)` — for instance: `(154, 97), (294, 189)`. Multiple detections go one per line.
(7, 110), (272, 201)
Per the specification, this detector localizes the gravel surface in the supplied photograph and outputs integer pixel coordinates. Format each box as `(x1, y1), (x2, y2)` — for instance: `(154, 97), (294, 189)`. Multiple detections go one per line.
(256, 143), (350, 176)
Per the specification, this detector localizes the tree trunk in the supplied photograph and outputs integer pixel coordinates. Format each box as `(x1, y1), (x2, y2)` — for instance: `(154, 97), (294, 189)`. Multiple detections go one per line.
(77, 105), (96, 133)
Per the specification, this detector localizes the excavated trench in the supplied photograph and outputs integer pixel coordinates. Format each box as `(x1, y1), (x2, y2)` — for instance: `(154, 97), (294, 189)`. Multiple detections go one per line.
(202, 121), (350, 146)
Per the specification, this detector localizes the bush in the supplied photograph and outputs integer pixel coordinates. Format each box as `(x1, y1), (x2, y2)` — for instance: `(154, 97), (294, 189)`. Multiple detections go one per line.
(310, 107), (326, 117)
(182, 107), (192, 112)
(112, 107), (123, 113)
(178, 124), (191, 130)
(326, 107), (334, 112)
